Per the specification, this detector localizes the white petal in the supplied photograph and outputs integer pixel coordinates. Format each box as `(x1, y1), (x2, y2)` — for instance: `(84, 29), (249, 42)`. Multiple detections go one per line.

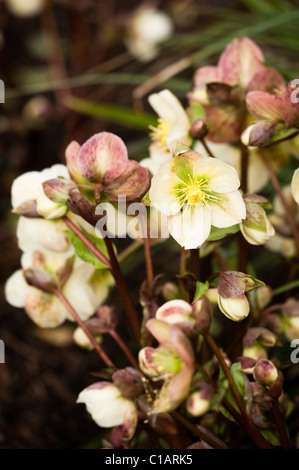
(149, 159), (183, 216)
(149, 89), (188, 125)
(140, 144), (171, 175)
(17, 217), (72, 253)
(36, 185), (67, 219)
(247, 151), (268, 193)
(209, 191), (246, 228)
(5, 270), (31, 307)
(168, 205), (212, 249)
(193, 158), (241, 193)
(25, 291), (67, 328)
(77, 385), (132, 428)
(11, 171), (42, 208)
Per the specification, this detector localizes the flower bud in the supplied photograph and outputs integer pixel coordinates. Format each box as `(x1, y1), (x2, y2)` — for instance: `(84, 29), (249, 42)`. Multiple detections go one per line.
(218, 295), (250, 322)
(241, 195), (275, 245)
(239, 356), (257, 374)
(291, 168), (299, 205)
(162, 282), (180, 301)
(243, 345), (267, 361)
(253, 359), (278, 386)
(112, 368), (144, 400)
(73, 327), (103, 350)
(6, 0), (45, 17)
(255, 285), (272, 310)
(156, 298), (211, 335)
(190, 119), (209, 140)
(186, 383), (214, 417)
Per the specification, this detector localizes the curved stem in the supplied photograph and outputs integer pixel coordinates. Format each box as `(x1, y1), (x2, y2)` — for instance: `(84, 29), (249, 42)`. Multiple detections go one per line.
(200, 138), (216, 158)
(64, 216), (111, 268)
(143, 234), (154, 292)
(54, 288), (115, 369)
(109, 329), (139, 370)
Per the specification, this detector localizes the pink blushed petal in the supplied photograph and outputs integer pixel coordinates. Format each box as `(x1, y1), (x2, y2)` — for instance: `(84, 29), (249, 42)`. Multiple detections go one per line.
(219, 37), (265, 88)
(281, 81), (299, 128)
(65, 140), (81, 179)
(104, 160), (150, 201)
(193, 66), (220, 86)
(78, 132), (129, 183)
(246, 91), (283, 121)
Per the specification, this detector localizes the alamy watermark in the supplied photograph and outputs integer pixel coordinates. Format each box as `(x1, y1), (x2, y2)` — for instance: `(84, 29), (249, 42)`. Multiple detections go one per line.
(0, 79), (4, 103)
(290, 79), (299, 104)
(0, 339), (5, 363)
(290, 339), (299, 364)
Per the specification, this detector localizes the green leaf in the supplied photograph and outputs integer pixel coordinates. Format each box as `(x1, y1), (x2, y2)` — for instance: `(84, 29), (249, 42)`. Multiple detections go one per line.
(141, 190), (151, 206)
(65, 228), (111, 270)
(207, 224), (240, 241)
(193, 281), (209, 302)
(64, 96), (157, 131)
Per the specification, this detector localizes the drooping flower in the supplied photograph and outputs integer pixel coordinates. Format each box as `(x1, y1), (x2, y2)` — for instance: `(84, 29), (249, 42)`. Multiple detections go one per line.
(149, 149), (246, 249)
(189, 37), (285, 143)
(124, 6), (173, 62)
(240, 194), (275, 245)
(77, 382), (138, 439)
(253, 359), (278, 387)
(65, 131), (150, 203)
(186, 383), (214, 417)
(139, 319), (195, 413)
(242, 80), (299, 147)
(12, 164), (69, 219)
(217, 271), (264, 322)
(5, 253), (113, 328)
(155, 298), (211, 335)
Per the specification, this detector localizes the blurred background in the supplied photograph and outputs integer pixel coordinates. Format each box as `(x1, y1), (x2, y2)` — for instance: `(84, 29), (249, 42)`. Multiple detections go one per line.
(0, 0), (299, 449)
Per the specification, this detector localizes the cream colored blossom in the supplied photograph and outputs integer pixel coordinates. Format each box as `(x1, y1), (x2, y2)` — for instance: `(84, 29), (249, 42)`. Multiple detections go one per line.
(149, 150), (245, 249)
(77, 383), (137, 438)
(6, 0), (45, 17)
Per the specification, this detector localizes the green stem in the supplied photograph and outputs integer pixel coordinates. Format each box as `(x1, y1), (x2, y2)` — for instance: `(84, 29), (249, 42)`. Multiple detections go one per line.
(200, 138), (216, 158)
(271, 399), (292, 449)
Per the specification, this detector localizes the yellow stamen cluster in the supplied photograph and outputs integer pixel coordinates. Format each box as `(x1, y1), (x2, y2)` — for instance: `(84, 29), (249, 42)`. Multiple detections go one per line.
(149, 118), (171, 148)
(174, 174), (218, 207)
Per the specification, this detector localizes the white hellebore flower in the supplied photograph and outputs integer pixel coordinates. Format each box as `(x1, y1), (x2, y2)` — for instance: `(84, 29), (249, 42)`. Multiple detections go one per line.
(125, 6), (173, 62)
(194, 141), (268, 193)
(149, 150), (246, 249)
(12, 164), (69, 219)
(77, 382), (138, 439)
(291, 168), (299, 205)
(5, 255), (113, 328)
(149, 89), (191, 153)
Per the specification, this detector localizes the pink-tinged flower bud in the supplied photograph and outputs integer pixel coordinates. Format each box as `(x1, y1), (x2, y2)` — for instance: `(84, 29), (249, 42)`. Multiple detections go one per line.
(190, 119), (209, 140)
(156, 298), (211, 335)
(243, 345), (267, 361)
(255, 285), (272, 310)
(77, 382), (138, 439)
(218, 271), (264, 322)
(239, 356), (257, 374)
(85, 305), (118, 334)
(240, 196), (275, 245)
(253, 359), (278, 386)
(186, 383), (214, 417)
(66, 132), (150, 202)
(242, 327), (277, 360)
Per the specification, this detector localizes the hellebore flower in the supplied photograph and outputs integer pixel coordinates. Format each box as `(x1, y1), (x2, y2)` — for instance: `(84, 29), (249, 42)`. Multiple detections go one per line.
(242, 327), (277, 361)
(189, 37), (285, 143)
(186, 383), (214, 417)
(217, 271), (264, 322)
(124, 6), (173, 62)
(6, 0), (45, 17)
(139, 319), (195, 413)
(12, 164), (69, 219)
(240, 194), (275, 245)
(242, 80), (299, 147)
(65, 131), (150, 203)
(253, 359), (278, 387)
(148, 89), (191, 153)
(155, 297), (211, 335)
(77, 382), (138, 439)
(5, 254), (113, 328)
(149, 149), (246, 249)
(291, 168), (299, 205)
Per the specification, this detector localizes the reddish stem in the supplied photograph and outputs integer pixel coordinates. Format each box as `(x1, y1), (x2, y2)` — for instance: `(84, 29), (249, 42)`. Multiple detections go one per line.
(54, 289), (115, 369)
(109, 329), (139, 370)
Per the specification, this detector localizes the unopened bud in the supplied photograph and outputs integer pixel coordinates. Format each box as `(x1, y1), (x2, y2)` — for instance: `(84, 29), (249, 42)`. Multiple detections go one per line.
(190, 119), (209, 140)
(186, 383), (213, 417)
(218, 295), (250, 322)
(162, 282), (180, 301)
(253, 359), (278, 386)
(73, 327), (102, 350)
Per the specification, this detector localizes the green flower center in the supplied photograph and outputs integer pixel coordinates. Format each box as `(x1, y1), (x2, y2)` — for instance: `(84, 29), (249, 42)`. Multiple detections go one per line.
(174, 174), (218, 207)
